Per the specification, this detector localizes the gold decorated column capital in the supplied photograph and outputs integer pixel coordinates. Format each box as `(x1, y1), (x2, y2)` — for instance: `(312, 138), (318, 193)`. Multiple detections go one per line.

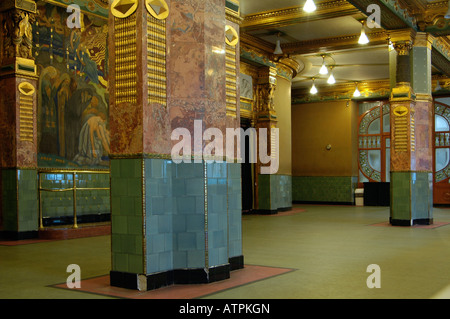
(256, 66), (277, 119)
(0, 0), (37, 78)
(389, 28), (416, 56)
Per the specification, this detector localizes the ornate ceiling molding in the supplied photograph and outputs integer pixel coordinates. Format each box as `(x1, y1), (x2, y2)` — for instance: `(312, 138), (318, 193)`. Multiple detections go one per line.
(281, 30), (390, 55)
(240, 33), (275, 56)
(241, 0), (360, 31)
(292, 79), (392, 103)
(414, 1), (450, 36)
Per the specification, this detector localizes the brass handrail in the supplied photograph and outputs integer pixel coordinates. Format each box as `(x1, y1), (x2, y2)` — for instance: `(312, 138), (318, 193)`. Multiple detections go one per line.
(38, 169), (110, 230)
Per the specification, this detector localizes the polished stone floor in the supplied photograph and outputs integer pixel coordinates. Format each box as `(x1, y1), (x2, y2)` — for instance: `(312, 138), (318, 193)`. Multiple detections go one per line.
(1, 205), (450, 299)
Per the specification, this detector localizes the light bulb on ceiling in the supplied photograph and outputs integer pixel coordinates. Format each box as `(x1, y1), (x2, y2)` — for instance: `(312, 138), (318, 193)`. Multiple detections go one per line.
(319, 55), (328, 75)
(274, 33), (283, 55)
(310, 78), (318, 94)
(327, 67), (336, 85)
(303, 0), (316, 13)
(358, 21), (369, 45)
(388, 40), (394, 51)
(353, 83), (361, 97)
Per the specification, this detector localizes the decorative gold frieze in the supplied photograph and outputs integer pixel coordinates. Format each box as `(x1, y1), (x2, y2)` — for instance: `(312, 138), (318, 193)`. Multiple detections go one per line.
(226, 43), (238, 118)
(18, 81), (35, 142)
(225, 25), (239, 47)
(114, 13), (137, 104)
(111, 0), (138, 19)
(147, 11), (167, 106)
(390, 83), (415, 101)
(0, 0), (36, 13)
(393, 105), (409, 153)
(145, 0), (169, 20)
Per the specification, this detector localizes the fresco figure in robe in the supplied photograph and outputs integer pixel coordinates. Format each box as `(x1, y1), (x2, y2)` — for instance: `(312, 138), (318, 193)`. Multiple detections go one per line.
(73, 96), (110, 166)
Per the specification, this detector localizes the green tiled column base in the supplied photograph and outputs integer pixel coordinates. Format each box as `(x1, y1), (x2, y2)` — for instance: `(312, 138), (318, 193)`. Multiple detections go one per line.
(0, 169), (38, 240)
(110, 158), (243, 291)
(390, 171), (433, 226)
(257, 174), (292, 213)
(292, 176), (357, 204)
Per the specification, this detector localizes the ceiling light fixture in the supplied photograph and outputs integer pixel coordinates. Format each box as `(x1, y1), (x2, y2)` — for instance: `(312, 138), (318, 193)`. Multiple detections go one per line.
(310, 78), (318, 94)
(358, 21), (369, 45)
(274, 33), (283, 55)
(303, 0), (316, 13)
(319, 55), (328, 75)
(445, 1), (450, 19)
(327, 66), (336, 84)
(353, 83), (361, 97)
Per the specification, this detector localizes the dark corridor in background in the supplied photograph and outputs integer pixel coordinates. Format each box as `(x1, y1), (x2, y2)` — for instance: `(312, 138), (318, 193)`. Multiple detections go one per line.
(241, 118), (253, 213)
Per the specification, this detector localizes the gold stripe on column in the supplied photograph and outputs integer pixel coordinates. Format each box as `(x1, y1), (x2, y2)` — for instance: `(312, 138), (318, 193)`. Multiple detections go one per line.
(18, 81), (35, 142)
(147, 13), (167, 106)
(225, 25), (239, 118)
(114, 14), (137, 104)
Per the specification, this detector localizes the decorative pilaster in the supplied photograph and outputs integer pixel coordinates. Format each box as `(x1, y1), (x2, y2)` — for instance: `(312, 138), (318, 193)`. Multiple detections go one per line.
(0, 0), (38, 240)
(389, 29), (433, 226)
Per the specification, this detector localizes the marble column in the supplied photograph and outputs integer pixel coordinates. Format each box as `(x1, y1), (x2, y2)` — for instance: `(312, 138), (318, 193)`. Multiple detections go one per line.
(108, 0), (243, 291)
(389, 29), (433, 226)
(0, 0), (39, 240)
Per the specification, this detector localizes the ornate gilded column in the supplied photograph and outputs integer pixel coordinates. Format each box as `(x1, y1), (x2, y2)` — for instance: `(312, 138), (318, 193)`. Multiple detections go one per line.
(0, 0), (39, 240)
(109, 0), (243, 291)
(254, 66), (278, 213)
(255, 58), (298, 214)
(224, 0), (244, 271)
(389, 29), (433, 226)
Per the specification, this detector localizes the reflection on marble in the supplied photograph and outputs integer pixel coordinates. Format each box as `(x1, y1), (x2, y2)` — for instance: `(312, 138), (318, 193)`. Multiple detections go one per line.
(109, 0), (233, 158)
(109, 102), (143, 155)
(414, 100), (433, 172)
(0, 77), (38, 168)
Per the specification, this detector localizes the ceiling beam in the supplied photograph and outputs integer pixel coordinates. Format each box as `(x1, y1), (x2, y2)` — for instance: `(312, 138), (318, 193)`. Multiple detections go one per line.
(345, 0), (415, 30)
(432, 37), (450, 77)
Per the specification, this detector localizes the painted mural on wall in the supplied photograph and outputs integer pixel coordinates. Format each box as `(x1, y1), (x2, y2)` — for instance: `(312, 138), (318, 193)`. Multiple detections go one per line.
(35, 1), (109, 168)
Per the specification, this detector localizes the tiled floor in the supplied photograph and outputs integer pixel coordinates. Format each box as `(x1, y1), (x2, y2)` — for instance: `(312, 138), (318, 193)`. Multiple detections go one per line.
(1, 204), (450, 299)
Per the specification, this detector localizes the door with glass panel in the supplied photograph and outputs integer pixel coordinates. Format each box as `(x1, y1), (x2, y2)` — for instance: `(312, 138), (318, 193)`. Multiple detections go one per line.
(433, 98), (450, 204)
(358, 101), (391, 187)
